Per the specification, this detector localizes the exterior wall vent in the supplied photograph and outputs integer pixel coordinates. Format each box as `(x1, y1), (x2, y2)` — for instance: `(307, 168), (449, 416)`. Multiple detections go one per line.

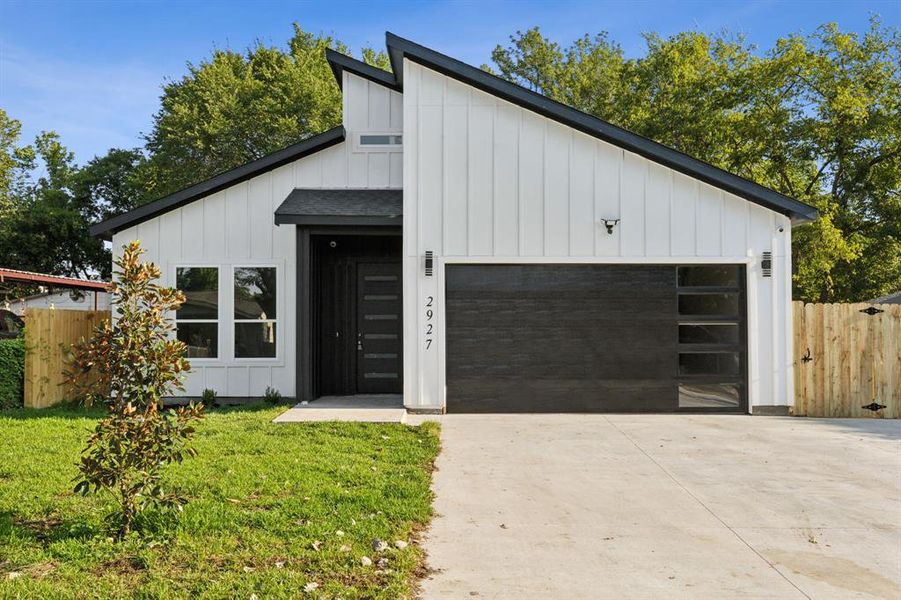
(424, 251), (434, 277)
(761, 251), (773, 278)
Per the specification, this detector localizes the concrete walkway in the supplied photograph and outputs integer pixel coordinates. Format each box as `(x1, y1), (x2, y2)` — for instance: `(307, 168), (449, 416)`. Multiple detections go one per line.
(419, 414), (901, 599)
(273, 395), (405, 423)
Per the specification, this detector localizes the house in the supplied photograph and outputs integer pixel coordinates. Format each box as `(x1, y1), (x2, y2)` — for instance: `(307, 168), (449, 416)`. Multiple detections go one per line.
(869, 291), (901, 305)
(90, 33), (817, 414)
(0, 268), (110, 315)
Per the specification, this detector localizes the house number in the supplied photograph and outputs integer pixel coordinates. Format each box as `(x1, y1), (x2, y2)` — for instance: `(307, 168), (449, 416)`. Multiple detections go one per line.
(425, 296), (434, 350)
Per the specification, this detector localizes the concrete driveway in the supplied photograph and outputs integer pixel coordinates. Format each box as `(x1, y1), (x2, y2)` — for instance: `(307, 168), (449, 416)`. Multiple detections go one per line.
(417, 415), (901, 599)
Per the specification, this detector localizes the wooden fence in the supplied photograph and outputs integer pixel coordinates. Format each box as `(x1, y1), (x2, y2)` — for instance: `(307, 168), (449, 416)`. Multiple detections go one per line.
(793, 301), (901, 418)
(24, 308), (110, 409)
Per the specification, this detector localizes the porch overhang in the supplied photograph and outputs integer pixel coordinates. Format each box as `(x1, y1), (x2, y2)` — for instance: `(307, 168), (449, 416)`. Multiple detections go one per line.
(274, 188), (402, 227)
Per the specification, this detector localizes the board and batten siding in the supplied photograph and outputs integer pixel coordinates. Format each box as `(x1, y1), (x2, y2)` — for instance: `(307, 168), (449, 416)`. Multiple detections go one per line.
(111, 71), (402, 398)
(402, 61), (793, 411)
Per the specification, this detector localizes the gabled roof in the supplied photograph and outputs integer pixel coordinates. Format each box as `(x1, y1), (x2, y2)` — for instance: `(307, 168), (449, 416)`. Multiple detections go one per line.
(325, 48), (400, 92)
(91, 34), (817, 240)
(275, 188), (402, 226)
(383, 32), (818, 224)
(90, 127), (345, 239)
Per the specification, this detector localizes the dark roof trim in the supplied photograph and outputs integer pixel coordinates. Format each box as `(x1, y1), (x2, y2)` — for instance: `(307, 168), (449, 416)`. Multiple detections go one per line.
(326, 48), (400, 92)
(89, 127), (346, 239)
(385, 32), (818, 224)
(275, 214), (402, 226)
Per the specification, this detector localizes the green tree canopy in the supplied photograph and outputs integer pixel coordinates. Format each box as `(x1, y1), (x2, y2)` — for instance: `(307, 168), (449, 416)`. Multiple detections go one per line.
(2, 21), (897, 301)
(142, 24), (387, 199)
(0, 113), (109, 278)
(490, 19), (900, 302)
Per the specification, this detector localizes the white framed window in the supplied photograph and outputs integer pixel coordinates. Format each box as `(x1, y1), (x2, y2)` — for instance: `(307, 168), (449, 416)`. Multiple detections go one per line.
(353, 132), (402, 152)
(233, 266), (278, 359)
(175, 266), (219, 359)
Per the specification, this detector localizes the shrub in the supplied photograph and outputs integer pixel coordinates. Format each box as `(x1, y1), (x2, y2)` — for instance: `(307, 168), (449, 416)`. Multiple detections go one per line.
(66, 241), (204, 538)
(0, 338), (25, 409)
(201, 388), (217, 408)
(263, 386), (282, 404)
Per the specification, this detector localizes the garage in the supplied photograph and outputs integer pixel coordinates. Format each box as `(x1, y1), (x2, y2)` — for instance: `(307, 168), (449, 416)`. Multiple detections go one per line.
(445, 264), (747, 413)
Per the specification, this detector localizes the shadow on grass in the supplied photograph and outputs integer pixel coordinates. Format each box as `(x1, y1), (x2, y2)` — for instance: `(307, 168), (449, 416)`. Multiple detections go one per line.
(0, 402), (103, 421)
(0, 510), (99, 546)
(0, 400), (287, 421)
(0, 505), (183, 549)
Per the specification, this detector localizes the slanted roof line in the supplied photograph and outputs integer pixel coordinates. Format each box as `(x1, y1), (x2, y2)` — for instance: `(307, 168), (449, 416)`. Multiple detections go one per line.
(325, 49), (400, 92)
(90, 126), (346, 239)
(385, 32), (818, 224)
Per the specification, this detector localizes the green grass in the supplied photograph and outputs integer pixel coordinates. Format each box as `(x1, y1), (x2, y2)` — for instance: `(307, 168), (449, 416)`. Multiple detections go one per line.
(0, 404), (441, 599)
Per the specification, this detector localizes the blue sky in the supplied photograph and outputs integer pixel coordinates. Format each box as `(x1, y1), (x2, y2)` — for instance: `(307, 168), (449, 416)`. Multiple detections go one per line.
(1, 0), (898, 165)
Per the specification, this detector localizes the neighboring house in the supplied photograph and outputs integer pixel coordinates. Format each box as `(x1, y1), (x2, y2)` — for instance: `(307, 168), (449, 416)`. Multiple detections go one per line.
(90, 33), (817, 414)
(868, 291), (901, 305)
(0, 268), (110, 316)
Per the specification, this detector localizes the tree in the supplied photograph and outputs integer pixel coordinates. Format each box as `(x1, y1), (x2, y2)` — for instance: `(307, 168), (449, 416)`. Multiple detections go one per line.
(72, 148), (150, 222)
(67, 241), (203, 538)
(0, 124), (111, 278)
(490, 19), (900, 302)
(1, 24), (388, 279)
(142, 23), (389, 199)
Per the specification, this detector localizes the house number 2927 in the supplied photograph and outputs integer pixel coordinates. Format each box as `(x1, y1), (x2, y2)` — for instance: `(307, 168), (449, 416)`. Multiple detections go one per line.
(425, 296), (434, 350)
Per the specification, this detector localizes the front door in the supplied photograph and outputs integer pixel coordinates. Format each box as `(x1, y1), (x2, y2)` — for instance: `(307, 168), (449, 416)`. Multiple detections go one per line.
(356, 262), (403, 393)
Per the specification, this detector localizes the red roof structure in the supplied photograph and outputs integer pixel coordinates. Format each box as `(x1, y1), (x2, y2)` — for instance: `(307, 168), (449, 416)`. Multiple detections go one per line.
(0, 268), (110, 291)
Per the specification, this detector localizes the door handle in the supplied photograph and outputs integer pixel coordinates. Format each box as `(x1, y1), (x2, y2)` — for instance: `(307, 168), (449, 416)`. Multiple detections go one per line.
(357, 332), (363, 352)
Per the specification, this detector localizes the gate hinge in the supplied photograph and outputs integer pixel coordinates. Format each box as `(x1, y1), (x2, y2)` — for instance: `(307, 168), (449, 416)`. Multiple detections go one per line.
(860, 306), (884, 316)
(862, 402), (887, 412)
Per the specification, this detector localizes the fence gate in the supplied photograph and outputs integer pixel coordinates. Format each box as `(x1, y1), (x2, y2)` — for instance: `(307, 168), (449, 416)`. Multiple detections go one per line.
(793, 301), (900, 418)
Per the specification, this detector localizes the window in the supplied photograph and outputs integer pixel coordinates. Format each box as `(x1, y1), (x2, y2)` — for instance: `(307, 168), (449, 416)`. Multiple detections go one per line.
(355, 133), (402, 152)
(676, 265), (745, 409)
(678, 265), (739, 287)
(176, 267), (218, 358)
(678, 293), (740, 317)
(360, 134), (402, 146)
(678, 384), (740, 408)
(234, 267), (277, 359)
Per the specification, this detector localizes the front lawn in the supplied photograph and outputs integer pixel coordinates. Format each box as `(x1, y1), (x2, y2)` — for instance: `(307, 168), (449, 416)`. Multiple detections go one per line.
(0, 404), (441, 599)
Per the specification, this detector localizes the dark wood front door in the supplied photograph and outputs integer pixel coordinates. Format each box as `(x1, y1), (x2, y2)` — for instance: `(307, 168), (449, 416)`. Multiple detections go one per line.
(355, 262), (403, 393)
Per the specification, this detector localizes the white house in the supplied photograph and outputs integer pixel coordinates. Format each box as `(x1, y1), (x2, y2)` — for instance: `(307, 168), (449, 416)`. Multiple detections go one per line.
(91, 34), (817, 414)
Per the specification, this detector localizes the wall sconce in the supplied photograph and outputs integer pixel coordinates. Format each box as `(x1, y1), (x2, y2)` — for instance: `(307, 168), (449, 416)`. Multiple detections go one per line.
(600, 219), (620, 234)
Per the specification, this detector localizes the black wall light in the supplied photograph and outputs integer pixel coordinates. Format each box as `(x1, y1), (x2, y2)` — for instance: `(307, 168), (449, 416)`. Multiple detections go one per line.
(600, 219), (620, 234)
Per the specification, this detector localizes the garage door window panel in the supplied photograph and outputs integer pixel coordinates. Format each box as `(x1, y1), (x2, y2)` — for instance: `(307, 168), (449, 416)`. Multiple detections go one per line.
(678, 352), (741, 376)
(679, 384), (741, 408)
(676, 265), (746, 410)
(678, 293), (740, 318)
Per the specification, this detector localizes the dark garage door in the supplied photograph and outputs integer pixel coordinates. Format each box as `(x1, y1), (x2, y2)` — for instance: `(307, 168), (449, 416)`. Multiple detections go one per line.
(445, 264), (746, 413)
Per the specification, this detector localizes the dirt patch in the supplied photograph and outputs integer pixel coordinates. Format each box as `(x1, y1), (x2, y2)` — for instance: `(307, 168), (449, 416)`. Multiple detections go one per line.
(96, 556), (147, 576)
(13, 515), (64, 542)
